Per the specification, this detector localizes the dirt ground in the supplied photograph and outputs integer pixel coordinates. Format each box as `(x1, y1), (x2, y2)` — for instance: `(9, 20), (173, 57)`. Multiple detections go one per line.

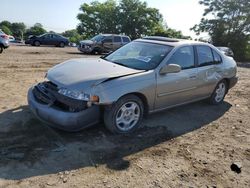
(0, 45), (249, 188)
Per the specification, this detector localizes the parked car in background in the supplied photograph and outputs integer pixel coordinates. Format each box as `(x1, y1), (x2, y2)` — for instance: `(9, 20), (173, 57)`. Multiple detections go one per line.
(78, 34), (131, 54)
(0, 30), (9, 53)
(25, 33), (69, 47)
(217, 47), (234, 57)
(28, 36), (238, 134)
(8, 35), (15, 42)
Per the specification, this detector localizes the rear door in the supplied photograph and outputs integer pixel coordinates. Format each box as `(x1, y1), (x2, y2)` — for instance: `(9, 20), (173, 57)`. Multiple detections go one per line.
(113, 36), (123, 50)
(195, 45), (220, 97)
(155, 46), (199, 109)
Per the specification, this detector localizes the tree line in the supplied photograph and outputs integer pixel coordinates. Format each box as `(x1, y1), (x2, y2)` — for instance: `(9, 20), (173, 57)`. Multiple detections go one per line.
(0, 0), (249, 61)
(192, 0), (250, 61)
(0, 0), (188, 43)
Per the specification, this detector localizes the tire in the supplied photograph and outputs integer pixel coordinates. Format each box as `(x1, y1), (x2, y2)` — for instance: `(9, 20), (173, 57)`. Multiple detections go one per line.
(91, 48), (101, 55)
(104, 94), (144, 134)
(34, 41), (40, 46)
(209, 80), (228, 105)
(0, 46), (3, 54)
(59, 42), (65, 48)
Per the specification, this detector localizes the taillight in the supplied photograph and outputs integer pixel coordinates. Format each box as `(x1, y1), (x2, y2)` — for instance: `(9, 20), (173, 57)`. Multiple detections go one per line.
(0, 35), (8, 39)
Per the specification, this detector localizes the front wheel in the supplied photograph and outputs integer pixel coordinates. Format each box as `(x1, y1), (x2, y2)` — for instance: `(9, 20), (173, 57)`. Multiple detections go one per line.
(91, 48), (101, 55)
(209, 80), (228, 105)
(0, 46), (3, 53)
(104, 95), (144, 134)
(59, 42), (65, 48)
(34, 41), (40, 46)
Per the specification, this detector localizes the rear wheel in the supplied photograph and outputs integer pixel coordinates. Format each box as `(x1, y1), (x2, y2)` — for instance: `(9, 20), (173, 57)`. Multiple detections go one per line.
(104, 95), (144, 134)
(209, 80), (228, 105)
(34, 41), (40, 46)
(0, 46), (3, 53)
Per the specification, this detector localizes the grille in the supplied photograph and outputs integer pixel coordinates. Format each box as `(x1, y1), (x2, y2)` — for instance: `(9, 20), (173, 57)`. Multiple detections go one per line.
(33, 81), (87, 112)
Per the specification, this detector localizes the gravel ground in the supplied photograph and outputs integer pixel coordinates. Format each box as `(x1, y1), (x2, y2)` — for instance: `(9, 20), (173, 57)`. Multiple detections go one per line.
(0, 46), (249, 188)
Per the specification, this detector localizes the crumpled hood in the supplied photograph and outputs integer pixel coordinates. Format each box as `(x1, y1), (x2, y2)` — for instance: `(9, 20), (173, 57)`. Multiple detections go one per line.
(47, 58), (144, 90)
(79, 40), (94, 45)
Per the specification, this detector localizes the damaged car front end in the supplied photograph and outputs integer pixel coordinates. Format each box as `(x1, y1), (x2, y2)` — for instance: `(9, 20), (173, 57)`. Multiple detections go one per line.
(27, 57), (145, 131)
(28, 80), (101, 131)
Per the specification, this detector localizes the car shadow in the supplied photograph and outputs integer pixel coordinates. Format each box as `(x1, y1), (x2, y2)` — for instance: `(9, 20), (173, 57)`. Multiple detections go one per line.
(0, 101), (232, 180)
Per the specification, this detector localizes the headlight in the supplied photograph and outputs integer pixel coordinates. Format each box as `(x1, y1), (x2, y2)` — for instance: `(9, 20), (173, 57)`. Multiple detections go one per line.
(58, 88), (90, 101)
(58, 88), (99, 102)
(86, 45), (92, 49)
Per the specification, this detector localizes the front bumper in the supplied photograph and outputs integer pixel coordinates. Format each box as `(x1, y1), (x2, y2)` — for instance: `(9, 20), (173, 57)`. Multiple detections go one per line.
(228, 76), (238, 89)
(78, 44), (92, 53)
(2, 41), (9, 48)
(27, 87), (100, 132)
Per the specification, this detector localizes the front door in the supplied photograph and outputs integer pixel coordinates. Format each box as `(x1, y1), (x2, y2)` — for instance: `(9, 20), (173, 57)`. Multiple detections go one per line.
(155, 46), (199, 109)
(102, 36), (113, 52)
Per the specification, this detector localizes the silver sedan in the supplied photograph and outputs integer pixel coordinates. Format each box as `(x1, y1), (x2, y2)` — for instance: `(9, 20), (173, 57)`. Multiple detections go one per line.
(28, 36), (238, 134)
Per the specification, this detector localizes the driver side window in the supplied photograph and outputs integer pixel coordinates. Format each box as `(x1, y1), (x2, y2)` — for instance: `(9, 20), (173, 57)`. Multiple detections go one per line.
(167, 46), (195, 70)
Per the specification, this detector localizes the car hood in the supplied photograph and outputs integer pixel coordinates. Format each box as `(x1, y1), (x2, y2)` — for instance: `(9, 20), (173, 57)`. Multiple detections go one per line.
(79, 40), (94, 45)
(47, 58), (144, 90)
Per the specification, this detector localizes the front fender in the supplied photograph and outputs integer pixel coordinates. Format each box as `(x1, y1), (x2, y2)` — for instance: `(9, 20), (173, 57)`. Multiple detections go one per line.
(93, 71), (156, 111)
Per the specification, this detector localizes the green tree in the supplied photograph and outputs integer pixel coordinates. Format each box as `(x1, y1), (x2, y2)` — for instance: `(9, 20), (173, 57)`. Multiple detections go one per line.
(0, 25), (12, 35)
(191, 0), (250, 61)
(11, 22), (26, 40)
(0, 21), (12, 35)
(25, 23), (47, 39)
(62, 29), (83, 43)
(153, 26), (189, 39)
(77, 0), (165, 39)
(118, 0), (163, 39)
(77, 0), (119, 38)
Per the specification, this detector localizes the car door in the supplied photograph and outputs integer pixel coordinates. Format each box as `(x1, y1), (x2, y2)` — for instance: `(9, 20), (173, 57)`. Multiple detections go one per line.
(102, 36), (113, 52)
(113, 36), (123, 50)
(195, 45), (220, 97)
(50, 34), (57, 45)
(155, 46), (199, 109)
(41, 34), (52, 45)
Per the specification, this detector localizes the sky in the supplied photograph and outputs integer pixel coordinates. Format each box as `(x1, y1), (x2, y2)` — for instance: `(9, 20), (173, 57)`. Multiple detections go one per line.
(0, 0), (207, 38)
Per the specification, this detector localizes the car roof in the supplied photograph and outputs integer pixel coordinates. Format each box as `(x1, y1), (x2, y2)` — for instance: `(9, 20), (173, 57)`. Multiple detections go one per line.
(101, 34), (130, 37)
(137, 36), (208, 47)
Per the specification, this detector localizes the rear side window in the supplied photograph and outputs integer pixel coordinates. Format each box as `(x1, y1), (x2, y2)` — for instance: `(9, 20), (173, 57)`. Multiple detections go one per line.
(122, 37), (130, 43)
(197, 46), (214, 67)
(167, 46), (195, 70)
(212, 49), (222, 64)
(103, 37), (112, 43)
(114, 36), (122, 42)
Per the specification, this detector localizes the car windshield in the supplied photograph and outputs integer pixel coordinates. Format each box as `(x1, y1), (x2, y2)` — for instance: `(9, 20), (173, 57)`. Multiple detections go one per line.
(91, 35), (105, 42)
(38, 33), (47, 37)
(103, 41), (173, 70)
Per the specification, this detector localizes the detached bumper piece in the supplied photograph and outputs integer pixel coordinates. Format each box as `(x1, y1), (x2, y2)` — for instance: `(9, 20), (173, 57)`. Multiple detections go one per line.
(28, 82), (100, 132)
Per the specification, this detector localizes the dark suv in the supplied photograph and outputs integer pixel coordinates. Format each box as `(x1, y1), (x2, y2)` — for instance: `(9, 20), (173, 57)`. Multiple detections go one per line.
(78, 34), (131, 54)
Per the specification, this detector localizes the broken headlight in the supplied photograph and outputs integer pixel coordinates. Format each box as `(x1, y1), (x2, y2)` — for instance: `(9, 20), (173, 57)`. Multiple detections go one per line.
(58, 88), (91, 101)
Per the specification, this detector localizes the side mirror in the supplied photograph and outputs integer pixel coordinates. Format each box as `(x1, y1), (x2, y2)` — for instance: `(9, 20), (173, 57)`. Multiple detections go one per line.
(160, 64), (181, 75)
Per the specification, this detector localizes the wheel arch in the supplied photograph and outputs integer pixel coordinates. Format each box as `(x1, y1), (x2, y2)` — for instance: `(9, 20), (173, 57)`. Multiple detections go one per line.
(116, 92), (149, 116)
(221, 78), (230, 94)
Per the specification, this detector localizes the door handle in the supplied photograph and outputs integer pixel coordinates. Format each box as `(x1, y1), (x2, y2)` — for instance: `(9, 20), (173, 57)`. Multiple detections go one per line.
(189, 75), (197, 79)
